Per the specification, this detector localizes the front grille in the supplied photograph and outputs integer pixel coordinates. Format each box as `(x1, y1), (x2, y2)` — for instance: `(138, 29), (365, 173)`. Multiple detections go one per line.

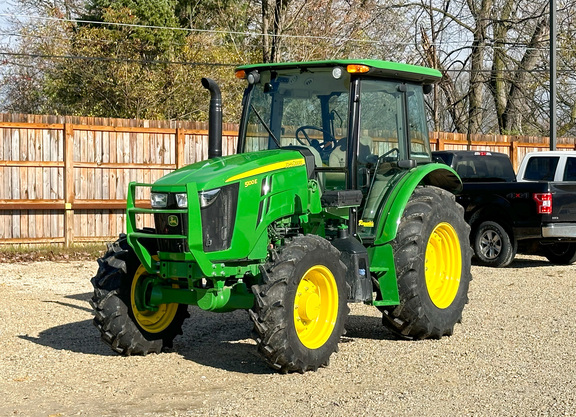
(200, 183), (239, 252)
(154, 193), (189, 253)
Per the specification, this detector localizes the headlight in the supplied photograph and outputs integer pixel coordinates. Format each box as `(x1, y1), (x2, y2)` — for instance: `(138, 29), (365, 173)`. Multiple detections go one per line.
(199, 188), (220, 208)
(175, 193), (188, 208)
(150, 192), (168, 208)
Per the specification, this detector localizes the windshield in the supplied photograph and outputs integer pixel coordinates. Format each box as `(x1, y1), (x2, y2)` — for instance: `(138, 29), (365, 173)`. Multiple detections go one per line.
(240, 68), (351, 165)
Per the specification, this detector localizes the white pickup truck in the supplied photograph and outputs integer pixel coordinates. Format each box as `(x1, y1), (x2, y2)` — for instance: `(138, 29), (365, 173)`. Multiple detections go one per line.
(517, 151), (576, 182)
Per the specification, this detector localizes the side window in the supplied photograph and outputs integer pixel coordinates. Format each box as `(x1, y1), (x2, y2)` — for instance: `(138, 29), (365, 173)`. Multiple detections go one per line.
(524, 157), (559, 181)
(406, 84), (432, 162)
(359, 80), (404, 161)
(564, 158), (576, 181)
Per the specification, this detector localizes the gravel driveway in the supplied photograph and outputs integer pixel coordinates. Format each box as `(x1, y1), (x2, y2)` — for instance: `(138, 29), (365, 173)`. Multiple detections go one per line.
(0, 255), (575, 416)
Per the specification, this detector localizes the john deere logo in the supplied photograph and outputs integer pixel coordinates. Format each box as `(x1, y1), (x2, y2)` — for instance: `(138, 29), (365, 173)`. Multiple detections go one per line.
(167, 215), (179, 227)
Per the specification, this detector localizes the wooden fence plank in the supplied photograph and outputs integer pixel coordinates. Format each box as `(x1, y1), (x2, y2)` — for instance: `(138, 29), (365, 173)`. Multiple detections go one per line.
(63, 123), (75, 247)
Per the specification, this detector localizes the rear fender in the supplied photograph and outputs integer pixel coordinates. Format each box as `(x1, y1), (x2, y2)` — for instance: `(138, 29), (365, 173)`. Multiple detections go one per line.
(373, 164), (461, 245)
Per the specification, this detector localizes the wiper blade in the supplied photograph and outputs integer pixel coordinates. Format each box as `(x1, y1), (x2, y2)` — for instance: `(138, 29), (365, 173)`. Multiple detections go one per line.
(250, 104), (281, 149)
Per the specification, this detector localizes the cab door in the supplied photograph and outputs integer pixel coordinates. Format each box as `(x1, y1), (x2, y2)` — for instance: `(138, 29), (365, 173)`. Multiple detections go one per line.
(356, 80), (432, 239)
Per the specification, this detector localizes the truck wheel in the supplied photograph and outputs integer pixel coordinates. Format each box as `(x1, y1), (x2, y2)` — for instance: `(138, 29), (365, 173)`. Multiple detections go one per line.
(249, 235), (349, 373)
(90, 235), (189, 355)
(473, 221), (516, 267)
(542, 242), (576, 265)
(381, 186), (472, 339)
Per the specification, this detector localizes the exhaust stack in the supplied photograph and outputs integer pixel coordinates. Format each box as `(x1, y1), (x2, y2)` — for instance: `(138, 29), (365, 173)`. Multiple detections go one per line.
(201, 77), (222, 159)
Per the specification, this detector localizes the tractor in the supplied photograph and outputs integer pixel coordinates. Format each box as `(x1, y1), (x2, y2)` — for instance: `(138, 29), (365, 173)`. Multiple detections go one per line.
(91, 59), (472, 373)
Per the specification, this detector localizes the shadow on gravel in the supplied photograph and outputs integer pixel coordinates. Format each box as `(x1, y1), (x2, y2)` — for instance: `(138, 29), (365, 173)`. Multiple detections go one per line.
(19, 319), (116, 356)
(18, 300), (402, 374)
(344, 314), (399, 341)
(65, 292), (93, 302)
(508, 257), (556, 268)
(175, 307), (272, 374)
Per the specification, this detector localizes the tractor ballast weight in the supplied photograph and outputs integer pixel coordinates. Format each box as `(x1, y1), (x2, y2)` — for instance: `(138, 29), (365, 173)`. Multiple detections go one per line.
(91, 59), (472, 373)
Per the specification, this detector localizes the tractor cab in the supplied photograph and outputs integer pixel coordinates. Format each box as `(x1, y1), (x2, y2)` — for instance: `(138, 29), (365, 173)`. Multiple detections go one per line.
(235, 60), (446, 240)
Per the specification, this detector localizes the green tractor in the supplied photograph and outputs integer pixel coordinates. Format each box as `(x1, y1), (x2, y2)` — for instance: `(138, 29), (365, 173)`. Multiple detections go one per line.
(91, 59), (471, 373)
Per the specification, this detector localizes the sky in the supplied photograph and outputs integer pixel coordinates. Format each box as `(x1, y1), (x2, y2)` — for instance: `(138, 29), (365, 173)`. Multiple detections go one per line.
(0, 1), (20, 48)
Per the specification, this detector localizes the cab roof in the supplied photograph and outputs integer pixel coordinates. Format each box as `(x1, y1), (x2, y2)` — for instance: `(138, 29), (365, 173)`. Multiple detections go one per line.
(236, 59), (442, 84)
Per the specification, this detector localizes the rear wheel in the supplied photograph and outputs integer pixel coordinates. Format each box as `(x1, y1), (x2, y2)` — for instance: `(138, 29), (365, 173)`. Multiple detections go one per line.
(91, 235), (189, 355)
(473, 220), (516, 267)
(381, 186), (472, 339)
(542, 242), (576, 265)
(249, 235), (349, 373)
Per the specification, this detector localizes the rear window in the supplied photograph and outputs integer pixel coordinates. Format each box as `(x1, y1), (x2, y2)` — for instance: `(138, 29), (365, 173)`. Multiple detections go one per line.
(523, 157), (559, 181)
(454, 155), (515, 182)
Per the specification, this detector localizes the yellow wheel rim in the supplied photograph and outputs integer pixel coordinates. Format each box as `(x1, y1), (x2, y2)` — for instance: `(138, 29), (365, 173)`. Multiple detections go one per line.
(425, 222), (462, 309)
(293, 265), (339, 349)
(130, 264), (179, 333)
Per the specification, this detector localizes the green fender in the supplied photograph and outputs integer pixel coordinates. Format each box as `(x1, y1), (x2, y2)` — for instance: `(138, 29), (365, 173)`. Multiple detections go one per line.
(373, 163), (461, 246)
(367, 163), (461, 307)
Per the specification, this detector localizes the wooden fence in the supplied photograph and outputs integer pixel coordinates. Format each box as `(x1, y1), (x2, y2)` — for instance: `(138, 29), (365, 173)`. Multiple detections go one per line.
(1, 113), (575, 246)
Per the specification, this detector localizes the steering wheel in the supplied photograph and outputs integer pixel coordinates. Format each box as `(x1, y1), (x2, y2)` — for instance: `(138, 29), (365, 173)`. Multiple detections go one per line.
(295, 126), (338, 155)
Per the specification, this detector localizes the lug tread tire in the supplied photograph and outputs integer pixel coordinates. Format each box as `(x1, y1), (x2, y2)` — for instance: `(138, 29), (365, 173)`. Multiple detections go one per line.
(249, 235), (349, 373)
(381, 186), (472, 340)
(90, 235), (189, 356)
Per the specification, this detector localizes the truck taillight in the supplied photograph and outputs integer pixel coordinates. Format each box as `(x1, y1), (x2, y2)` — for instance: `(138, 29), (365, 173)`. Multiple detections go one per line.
(533, 193), (552, 214)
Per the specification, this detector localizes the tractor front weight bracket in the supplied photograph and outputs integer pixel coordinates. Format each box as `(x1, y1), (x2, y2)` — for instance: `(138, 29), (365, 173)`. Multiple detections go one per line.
(146, 278), (254, 313)
(139, 260), (259, 313)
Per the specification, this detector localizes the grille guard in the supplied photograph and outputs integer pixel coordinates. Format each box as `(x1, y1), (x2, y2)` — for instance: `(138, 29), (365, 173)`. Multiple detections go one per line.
(126, 181), (213, 275)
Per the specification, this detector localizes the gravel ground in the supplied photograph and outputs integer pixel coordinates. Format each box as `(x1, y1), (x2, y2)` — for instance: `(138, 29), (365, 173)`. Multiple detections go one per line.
(0, 255), (575, 417)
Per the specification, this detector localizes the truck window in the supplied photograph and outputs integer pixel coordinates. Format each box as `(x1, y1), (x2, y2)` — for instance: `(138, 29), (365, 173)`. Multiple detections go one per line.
(564, 157), (576, 181)
(454, 155), (515, 182)
(523, 156), (560, 181)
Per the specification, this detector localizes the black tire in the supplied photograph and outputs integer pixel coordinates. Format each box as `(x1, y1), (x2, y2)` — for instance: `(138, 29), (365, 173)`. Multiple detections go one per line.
(90, 234), (189, 355)
(249, 235), (349, 373)
(380, 186), (472, 339)
(542, 242), (576, 265)
(473, 220), (516, 267)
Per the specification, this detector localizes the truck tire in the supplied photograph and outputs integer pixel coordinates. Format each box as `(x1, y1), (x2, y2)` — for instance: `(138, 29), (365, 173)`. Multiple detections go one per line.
(542, 242), (576, 265)
(381, 186), (472, 339)
(249, 235), (349, 373)
(473, 221), (516, 267)
(90, 235), (189, 355)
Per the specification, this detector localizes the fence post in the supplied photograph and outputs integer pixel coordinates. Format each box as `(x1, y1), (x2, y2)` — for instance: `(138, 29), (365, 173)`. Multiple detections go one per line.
(63, 123), (75, 247)
(176, 127), (185, 169)
(510, 141), (518, 172)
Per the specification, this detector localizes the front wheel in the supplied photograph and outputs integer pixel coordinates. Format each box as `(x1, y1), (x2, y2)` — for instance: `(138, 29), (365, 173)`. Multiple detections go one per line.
(249, 235), (349, 373)
(90, 235), (189, 355)
(381, 186), (472, 339)
(473, 221), (516, 267)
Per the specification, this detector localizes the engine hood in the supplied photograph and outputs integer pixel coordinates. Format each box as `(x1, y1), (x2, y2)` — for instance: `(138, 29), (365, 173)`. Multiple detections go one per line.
(153, 149), (306, 191)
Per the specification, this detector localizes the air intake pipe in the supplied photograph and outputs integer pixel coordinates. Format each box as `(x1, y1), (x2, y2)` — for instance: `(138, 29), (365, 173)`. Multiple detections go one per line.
(201, 77), (222, 159)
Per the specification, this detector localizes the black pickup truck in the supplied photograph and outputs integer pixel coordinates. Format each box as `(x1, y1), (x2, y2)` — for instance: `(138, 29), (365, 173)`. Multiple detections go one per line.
(433, 150), (576, 267)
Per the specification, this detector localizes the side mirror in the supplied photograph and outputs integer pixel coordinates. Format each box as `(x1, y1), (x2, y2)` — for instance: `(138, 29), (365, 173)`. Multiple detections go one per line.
(398, 159), (417, 169)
